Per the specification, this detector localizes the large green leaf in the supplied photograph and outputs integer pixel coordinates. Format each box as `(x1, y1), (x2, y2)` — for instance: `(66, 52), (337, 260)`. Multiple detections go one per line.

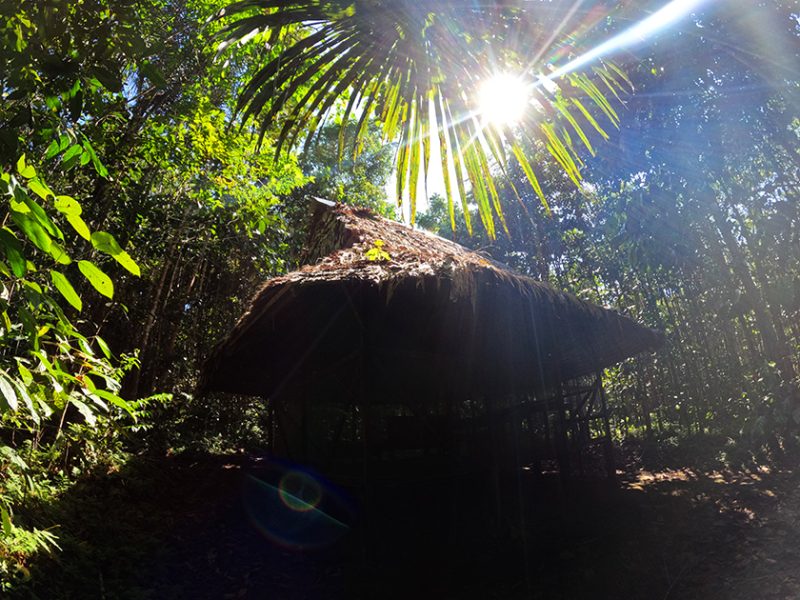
(54, 195), (82, 216)
(112, 251), (141, 276)
(10, 211), (52, 253)
(91, 232), (140, 276)
(0, 229), (26, 277)
(0, 374), (18, 412)
(93, 389), (135, 417)
(91, 231), (123, 255)
(78, 260), (114, 299)
(66, 214), (91, 240)
(47, 241), (72, 265)
(11, 378), (38, 424)
(69, 397), (97, 426)
(16, 154), (35, 179)
(22, 194), (61, 239)
(50, 270), (83, 311)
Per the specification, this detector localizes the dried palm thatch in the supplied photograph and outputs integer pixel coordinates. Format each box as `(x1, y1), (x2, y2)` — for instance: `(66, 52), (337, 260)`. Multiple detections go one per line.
(199, 204), (662, 402)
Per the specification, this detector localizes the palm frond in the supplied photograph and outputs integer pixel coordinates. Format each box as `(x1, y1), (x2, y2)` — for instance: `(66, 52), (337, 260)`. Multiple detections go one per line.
(214, 0), (631, 237)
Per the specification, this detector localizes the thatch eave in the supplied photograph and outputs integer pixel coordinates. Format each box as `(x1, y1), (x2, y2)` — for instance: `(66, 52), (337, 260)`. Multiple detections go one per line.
(199, 204), (664, 401)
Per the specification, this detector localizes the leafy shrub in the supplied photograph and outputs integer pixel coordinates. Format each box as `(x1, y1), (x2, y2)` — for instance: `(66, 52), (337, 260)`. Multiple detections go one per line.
(0, 156), (143, 589)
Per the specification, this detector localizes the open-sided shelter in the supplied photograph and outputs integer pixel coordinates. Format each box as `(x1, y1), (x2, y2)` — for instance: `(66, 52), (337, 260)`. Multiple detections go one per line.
(200, 203), (662, 487)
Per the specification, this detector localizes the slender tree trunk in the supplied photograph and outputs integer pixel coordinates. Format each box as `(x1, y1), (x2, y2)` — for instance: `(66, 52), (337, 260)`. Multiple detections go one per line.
(707, 196), (799, 427)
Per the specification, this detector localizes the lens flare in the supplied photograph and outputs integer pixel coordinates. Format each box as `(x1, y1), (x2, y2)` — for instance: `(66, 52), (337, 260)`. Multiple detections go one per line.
(278, 470), (322, 512)
(242, 462), (354, 550)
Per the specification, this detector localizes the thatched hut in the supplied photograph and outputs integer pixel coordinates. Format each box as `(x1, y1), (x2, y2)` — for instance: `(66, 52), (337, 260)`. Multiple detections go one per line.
(200, 203), (662, 488)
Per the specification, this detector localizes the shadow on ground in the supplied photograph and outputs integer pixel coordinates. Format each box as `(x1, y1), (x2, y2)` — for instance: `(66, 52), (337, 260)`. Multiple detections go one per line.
(11, 443), (800, 599)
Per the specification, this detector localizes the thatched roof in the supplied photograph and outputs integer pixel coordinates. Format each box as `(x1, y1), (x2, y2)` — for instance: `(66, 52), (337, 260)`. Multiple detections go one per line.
(199, 204), (663, 402)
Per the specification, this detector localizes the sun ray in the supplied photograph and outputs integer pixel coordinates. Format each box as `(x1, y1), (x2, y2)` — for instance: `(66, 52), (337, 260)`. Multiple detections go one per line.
(545, 0), (710, 82)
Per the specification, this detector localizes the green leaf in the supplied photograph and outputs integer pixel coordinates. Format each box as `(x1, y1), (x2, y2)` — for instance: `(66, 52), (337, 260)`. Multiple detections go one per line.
(0, 229), (26, 277)
(113, 251), (140, 276)
(11, 212), (52, 253)
(81, 138), (108, 178)
(28, 178), (54, 200)
(50, 270), (82, 311)
(11, 379), (38, 424)
(90, 231), (122, 255)
(54, 195), (82, 216)
(44, 139), (61, 160)
(61, 144), (83, 163)
(47, 241), (71, 265)
(77, 336), (94, 358)
(17, 362), (33, 386)
(69, 397), (97, 426)
(91, 232), (140, 275)
(95, 336), (112, 359)
(78, 260), (114, 298)
(66, 214), (91, 240)
(94, 389), (135, 417)
(0, 374), (18, 412)
(1, 506), (12, 536)
(20, 280), (42, 295)
(17, 154), (35, 179)
(22, 195), (60, 238)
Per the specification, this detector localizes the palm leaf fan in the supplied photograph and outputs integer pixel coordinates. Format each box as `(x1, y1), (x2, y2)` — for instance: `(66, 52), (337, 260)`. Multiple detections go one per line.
(212, 0), (632, 236)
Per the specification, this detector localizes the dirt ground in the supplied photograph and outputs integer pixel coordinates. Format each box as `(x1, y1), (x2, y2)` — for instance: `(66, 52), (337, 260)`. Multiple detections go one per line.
(15, 441), (800, 599)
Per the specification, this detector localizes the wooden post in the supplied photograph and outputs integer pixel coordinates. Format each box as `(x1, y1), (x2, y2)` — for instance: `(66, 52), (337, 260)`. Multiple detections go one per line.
(568, 386), (585, 478)
(266, 397), (274, 453)
(554, 383), (571, 482)
(273, 397), (293, 460)
(484, 396), (503, 534)
(597, 372), (617, 484)
(302, 382), (309, 463)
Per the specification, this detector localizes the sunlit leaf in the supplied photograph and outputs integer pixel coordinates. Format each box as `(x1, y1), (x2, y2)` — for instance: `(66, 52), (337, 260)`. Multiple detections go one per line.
(1, 507), (11, 536)
(11, 378), (38, 424)
(69, 397), (97, 426)
(16, 154), (35, 179)
(50, 270), (82, 311)
(11, 212), (52, 253)
(78, 260), (114, 299)
(47, 241), (72, 265)
(0, 374), (18, 412)
(54, 195), (82, 216)
(94, 389), (135, 417)
(0, 229), (26, 277)
(66, 214), (91, 240)
(61, 144), (83, 164)
(91, 232), (140, 275)
(113, 251), (140, 276)
(95, 336), (112, 360)
(22, 195), (61, 238)
(91, 231), (123, 255)
(28, 179), (54, 200)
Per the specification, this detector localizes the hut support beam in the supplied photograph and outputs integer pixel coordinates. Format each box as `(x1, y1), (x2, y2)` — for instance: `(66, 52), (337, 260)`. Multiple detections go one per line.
(597, 372), (617, 484)
(555, 383), (571, 482)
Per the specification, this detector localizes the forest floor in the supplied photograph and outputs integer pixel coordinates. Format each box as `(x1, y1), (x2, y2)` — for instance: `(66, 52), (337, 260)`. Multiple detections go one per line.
(12, 437), (800, 599)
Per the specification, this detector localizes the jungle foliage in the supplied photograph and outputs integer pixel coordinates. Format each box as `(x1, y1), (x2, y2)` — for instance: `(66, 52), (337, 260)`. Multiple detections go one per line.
(0, 0), (798, 592)
(420, 0), (800, 444)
